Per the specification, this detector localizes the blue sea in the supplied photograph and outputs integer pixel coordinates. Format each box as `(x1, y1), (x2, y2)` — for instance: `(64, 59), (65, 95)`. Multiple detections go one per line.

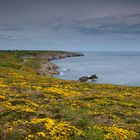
(53, 51), (140, 86)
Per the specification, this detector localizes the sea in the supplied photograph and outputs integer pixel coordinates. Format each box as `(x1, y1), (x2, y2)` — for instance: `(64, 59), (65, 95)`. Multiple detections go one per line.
(53, 51), (140, 86)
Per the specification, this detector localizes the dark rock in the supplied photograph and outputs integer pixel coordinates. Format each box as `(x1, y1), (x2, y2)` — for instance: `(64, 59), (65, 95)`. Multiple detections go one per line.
(78, 76), (89, 82)
(89, 74), (98, 80)
(78, 74), (98, 82)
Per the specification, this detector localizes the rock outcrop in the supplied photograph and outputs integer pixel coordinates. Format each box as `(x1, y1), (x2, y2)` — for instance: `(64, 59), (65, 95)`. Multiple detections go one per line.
(78, 74), (98, 82)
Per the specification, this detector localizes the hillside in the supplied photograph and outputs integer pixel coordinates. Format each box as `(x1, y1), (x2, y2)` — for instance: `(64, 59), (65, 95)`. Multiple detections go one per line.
(0, 51), (140, 140)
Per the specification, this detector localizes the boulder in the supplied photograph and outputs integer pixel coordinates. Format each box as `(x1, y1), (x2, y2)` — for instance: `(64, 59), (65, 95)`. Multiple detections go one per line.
(78, 74), (98, 82)
(89, 74), (98, 80)
(78, 76), (89, 82)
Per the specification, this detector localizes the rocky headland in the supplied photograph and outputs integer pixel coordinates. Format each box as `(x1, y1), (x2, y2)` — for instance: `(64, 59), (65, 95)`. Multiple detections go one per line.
(39, 52), (84, 76)
(22, 51), (84, 76)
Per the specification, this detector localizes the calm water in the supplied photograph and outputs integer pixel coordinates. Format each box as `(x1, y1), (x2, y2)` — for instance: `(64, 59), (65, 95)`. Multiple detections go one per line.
(53, 51), (140, 86)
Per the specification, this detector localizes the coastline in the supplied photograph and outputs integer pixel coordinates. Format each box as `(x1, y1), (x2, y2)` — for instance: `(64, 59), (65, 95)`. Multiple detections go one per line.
(52, 51), (140, 86)
(37, 51), (84, 76)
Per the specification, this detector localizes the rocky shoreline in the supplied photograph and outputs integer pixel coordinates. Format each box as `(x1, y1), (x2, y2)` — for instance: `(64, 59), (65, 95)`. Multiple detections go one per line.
(22, 51), (98, 82)
(38, 52), (84, 76)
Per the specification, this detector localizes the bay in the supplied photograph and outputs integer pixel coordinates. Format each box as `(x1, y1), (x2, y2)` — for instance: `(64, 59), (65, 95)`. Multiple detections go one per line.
(53, 51), (140, 86)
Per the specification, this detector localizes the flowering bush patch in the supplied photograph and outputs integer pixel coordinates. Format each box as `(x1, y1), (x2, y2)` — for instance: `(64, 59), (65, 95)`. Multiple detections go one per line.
(0, 51), (140, 140)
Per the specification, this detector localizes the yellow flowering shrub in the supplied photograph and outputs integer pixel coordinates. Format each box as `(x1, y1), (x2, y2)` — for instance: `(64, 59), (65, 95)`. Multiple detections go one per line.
(30, 118), (84, 140)
(7, 117), (84, 140)
(0, 95), (6, 100)
(87, 125), (138, 140)
(44, 86), (81, 97)
(104, 126), (138, 140)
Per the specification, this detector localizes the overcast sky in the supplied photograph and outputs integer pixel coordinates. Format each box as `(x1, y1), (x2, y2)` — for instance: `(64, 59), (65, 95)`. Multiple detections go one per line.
(0, 0), (140, 51)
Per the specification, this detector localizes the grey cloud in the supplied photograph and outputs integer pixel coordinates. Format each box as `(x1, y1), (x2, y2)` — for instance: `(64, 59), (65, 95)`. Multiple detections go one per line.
(0, 34), (11, 40)
(79, 16), (140, 34)
(0, 34), (21, 40)
(45, 17), (74, 31)
(1, 0), (140, 23)
(46, 13), (140, 35)
(77, 23), (140, 35)
(0, 26), (22, 31)
(0, 33), (29, 40)
(0, 0), (140, 51)
(1, 13), (140, 40)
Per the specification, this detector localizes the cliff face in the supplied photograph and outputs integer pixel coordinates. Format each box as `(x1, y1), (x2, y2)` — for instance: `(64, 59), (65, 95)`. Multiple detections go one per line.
(39, 61), (60, 75)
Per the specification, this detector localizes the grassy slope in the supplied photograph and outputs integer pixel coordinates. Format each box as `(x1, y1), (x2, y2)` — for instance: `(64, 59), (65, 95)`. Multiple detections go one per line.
(0, 51), (140, 140)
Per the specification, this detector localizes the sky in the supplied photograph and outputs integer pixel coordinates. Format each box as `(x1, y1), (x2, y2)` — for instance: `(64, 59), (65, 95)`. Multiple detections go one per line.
(0, 0), (140, 51)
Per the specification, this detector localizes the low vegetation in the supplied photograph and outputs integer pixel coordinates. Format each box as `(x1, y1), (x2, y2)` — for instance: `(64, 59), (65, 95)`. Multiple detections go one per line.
(0, 51), (140, 140)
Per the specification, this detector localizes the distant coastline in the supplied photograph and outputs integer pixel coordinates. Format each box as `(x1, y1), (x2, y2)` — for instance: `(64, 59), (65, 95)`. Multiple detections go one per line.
(37, 51), (84, 76)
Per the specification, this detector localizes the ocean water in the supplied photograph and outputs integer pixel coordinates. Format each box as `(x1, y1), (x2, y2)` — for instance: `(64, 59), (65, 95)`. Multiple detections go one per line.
(53, 51), (140, 86)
